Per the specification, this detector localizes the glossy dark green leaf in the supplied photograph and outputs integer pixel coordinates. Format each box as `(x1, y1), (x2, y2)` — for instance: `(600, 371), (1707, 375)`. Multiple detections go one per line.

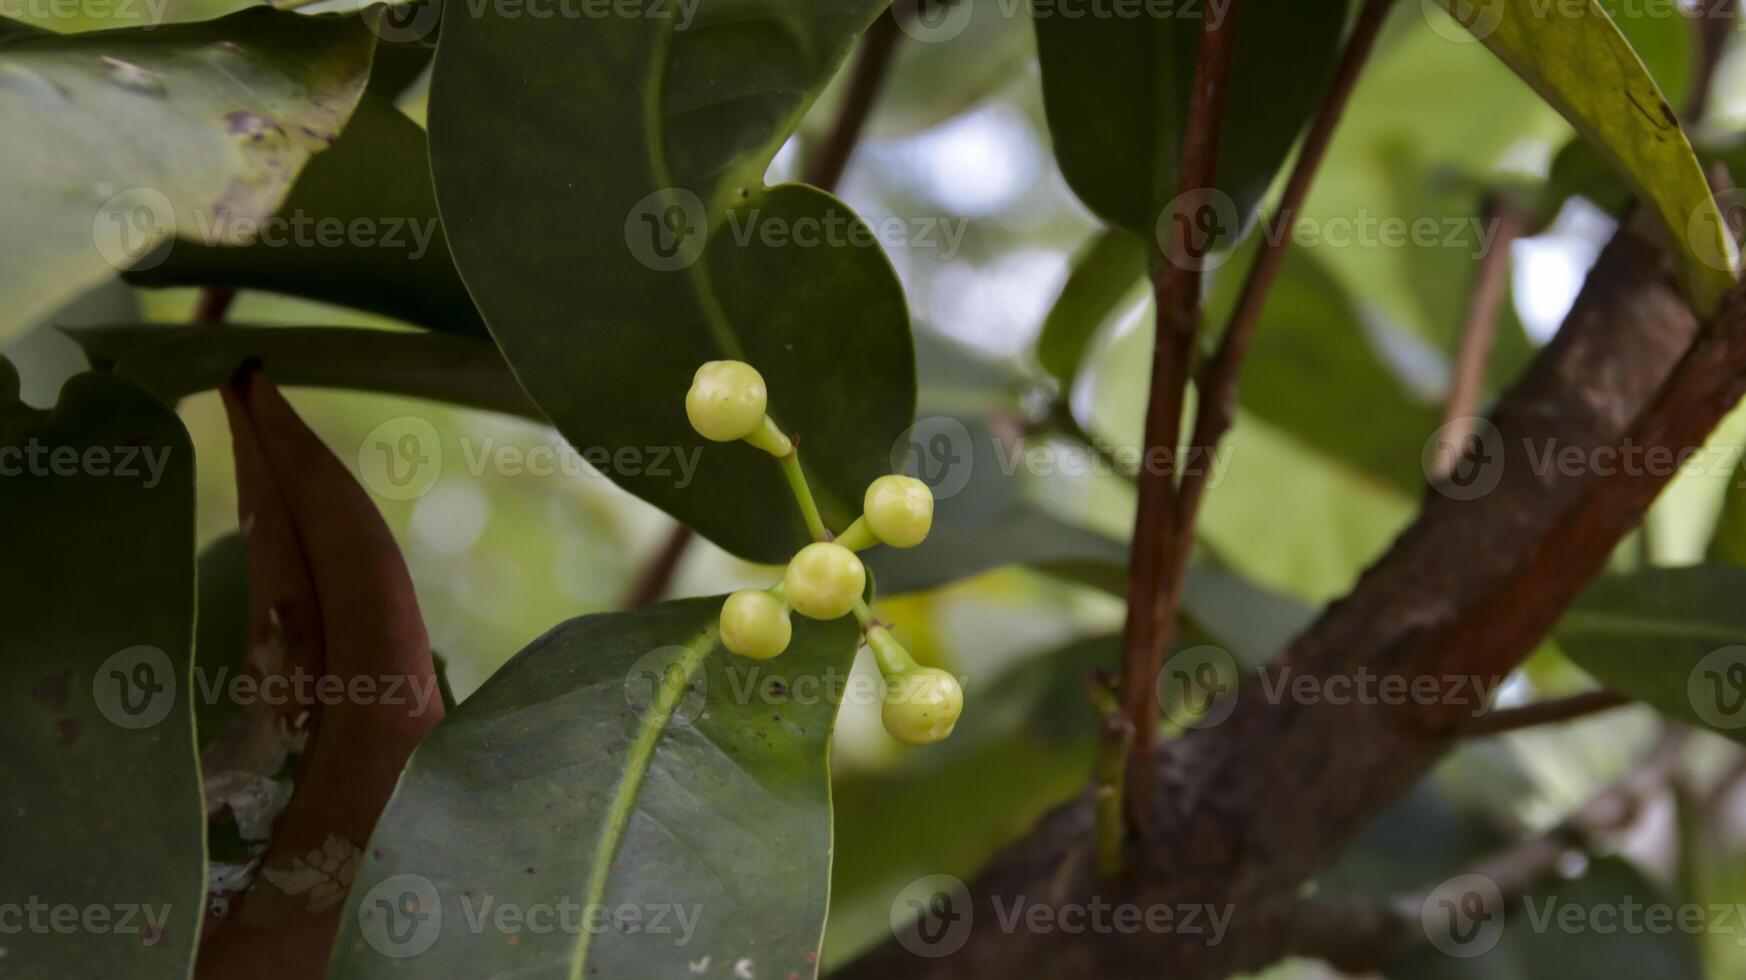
(193, 531), (249, 747)
(331, 597), (858, 978)
(429, 2), (913, 562)
(130, 95), (485, 336)
(1555, 565), (1746, 742)
(1032, 0), (1349, 237)
(0, 365), (201, 978)
(1036, 229), (1148, 385)
(68, 324), (538, 420)
(1429, 0), (1734, 313)
(0, 8), (376, 345)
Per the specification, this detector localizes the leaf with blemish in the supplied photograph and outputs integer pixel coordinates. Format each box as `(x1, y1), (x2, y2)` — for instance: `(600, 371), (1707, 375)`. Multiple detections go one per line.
(0, 8), (375, 346)
(0, 365), (202, 978)
(196, 372), (443, 976)
(128, 95), (487, 337)
(331, 598), (859, 979)
(1429, 0), (1736, 314)
(428, 1), (915, 562)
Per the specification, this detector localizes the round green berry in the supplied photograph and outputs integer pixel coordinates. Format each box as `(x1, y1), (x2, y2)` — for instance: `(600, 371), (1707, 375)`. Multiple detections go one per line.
(863, 475), (934, 549)
(685, 360), (768, 442)
(881, 668), (964, 745)
(719, 589), (792, 660)
(783, 542), (866, 620)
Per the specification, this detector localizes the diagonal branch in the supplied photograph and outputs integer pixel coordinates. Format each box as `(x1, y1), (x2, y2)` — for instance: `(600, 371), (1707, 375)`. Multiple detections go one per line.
(836, 197), (1740, 977)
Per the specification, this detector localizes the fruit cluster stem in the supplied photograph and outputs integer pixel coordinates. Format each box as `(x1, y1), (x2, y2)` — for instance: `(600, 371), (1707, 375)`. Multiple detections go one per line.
(779, 449), (829, 542)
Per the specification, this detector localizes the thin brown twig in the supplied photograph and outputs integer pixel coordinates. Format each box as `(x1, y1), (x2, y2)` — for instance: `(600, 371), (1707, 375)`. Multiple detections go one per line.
(1174, 0), (1395, 542)
(1463, 688), (1633, 737)
(194, 286), (237, 324)
(803, 13), (901, 191)
(1117, 0), (1247, 766)
(619, 524), (696, 609)
(1434, 195), (1525, 476)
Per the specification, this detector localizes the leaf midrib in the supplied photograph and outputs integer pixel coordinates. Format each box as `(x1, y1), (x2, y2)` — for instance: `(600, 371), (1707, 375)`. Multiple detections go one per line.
(1559, 609), (1746, 643)
(569, 626), (717, 980)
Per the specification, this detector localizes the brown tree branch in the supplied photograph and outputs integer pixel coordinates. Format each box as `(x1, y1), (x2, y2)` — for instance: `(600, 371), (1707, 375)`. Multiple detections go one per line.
(1119, 0), (1245, 771)
(836, 201), (1737, 978)
(1434, 195), (1525, 475)
(618, 524), (695, 609)
(1175, 0), (1394, 586)
(194, 286), (237, 324)
(1462, 688), (1633, 737)
(804, 13), (901, 192)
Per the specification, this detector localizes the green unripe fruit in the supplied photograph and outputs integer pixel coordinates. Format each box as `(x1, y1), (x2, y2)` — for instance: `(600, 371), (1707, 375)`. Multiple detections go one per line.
(863, 475), (934, 548)
(881, 668), (964, 745)
(719, 590), (792, 660)
(783, 542), (866, 620)
(685, 360), (768, 442)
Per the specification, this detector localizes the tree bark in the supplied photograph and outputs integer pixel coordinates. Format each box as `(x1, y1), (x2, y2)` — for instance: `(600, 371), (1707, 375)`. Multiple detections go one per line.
(836, 213), (1742, 977)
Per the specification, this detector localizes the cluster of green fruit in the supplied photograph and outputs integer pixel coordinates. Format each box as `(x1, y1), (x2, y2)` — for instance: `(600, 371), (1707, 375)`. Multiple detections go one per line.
(685, 360), (964, 745)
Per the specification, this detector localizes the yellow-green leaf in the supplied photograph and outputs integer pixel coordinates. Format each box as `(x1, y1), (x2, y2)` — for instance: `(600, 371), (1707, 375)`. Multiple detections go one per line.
(1433, 0), (1736, 314)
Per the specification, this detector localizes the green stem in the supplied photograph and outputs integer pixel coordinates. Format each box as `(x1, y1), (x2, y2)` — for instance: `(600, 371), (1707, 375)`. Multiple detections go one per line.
(1084, 673), (1131, 879)
(780, 450), (829, 542)
(834, 516), (878, 552)
(865, 623), (918, 677)
(744, 416), (793, 457)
